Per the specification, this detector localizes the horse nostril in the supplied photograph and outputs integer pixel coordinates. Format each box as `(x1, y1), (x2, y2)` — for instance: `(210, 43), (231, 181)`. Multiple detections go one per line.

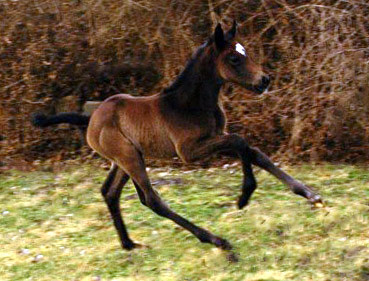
(262, 76), (270, 87)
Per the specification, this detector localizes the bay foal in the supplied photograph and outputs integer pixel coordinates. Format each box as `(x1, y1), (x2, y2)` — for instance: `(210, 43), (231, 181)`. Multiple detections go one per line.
(86, 22), (322, 251)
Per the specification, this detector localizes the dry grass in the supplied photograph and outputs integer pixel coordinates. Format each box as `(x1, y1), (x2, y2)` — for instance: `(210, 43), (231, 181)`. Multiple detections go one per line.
(0, 163), (368, 280)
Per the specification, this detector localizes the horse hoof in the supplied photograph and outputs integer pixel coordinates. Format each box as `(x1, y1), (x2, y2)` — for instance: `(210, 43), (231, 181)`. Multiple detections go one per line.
(314, 202), (324, 208)
(237, 196), (249, 209)
(309, 194), (324, 207)
(226, 251), (240, 263)
(123, 241), (148, 250)
(214, 237), (233, 250)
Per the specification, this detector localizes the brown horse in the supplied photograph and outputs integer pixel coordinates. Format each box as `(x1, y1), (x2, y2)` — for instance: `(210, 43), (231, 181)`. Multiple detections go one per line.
(84, 21), (322, 252)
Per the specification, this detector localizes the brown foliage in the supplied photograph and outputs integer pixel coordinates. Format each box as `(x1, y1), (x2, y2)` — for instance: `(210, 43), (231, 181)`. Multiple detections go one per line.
(0, 0), (368, 164)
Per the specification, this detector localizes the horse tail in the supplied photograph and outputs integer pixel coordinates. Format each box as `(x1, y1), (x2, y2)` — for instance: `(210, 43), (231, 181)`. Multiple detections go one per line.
(31, 112), (90, 128)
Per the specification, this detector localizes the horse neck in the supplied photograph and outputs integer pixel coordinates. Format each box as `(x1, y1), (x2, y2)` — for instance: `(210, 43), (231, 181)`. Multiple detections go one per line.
(161, 49), (223, 111)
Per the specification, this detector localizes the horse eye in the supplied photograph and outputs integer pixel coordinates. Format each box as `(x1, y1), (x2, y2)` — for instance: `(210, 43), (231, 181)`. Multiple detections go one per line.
(228, 55), (241, 65)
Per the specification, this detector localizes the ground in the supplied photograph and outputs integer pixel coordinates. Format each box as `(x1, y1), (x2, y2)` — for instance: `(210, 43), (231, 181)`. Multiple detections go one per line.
(0, 163), (368, 281)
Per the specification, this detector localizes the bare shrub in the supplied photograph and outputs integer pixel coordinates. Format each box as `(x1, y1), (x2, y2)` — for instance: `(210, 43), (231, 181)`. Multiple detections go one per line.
(0, 0), (368, 163)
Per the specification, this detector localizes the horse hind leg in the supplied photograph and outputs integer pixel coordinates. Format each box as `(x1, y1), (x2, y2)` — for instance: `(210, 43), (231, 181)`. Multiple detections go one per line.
(98, 125), (232, 251)
(101, 163), (139, 250)
(113, 144), (233, 251)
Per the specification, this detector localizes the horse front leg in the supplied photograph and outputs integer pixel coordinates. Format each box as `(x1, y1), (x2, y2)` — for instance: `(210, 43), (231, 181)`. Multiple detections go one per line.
(249, 147), (323, 205)
(178, 134), (257, 209)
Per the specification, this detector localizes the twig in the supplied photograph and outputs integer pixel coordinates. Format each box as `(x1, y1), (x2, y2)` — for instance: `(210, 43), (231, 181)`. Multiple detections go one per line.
(22, 99), (45, 105)
(1, 79), (24, 92)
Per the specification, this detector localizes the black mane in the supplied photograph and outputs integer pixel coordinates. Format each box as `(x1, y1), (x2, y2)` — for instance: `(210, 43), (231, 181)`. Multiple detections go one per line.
(163, 42), (208, 94)
(161, 40), (223, 111)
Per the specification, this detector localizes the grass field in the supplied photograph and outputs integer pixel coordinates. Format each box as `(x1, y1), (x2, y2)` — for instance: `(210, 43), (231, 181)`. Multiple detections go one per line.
(0, 163), (368, 281)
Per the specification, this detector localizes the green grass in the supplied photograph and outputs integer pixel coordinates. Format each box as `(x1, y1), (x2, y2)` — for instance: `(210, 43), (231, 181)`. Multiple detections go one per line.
(0, 164), (368, 281)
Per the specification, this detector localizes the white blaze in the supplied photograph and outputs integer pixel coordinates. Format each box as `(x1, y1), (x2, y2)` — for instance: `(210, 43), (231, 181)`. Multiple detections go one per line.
(235, 43), (246, 56)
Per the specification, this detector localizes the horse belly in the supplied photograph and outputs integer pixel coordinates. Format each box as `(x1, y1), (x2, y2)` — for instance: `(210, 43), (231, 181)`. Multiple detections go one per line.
(116, 97), (177, 159)
(120, 119), (176, 159)
(138, 129), (177, 159)
(142, 135), (177, 159)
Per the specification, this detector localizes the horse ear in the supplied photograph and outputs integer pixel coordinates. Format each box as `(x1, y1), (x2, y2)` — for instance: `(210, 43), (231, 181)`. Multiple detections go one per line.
(214, 23), (226, 50)
(226, 20), (237, 40)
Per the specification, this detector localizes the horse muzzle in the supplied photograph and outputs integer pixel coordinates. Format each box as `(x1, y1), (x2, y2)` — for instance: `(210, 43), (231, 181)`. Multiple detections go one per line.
(253, 75), (270, 94)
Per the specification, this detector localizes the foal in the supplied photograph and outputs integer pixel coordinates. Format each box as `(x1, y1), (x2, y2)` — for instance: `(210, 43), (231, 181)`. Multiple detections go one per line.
(86, 22), (322, 251)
